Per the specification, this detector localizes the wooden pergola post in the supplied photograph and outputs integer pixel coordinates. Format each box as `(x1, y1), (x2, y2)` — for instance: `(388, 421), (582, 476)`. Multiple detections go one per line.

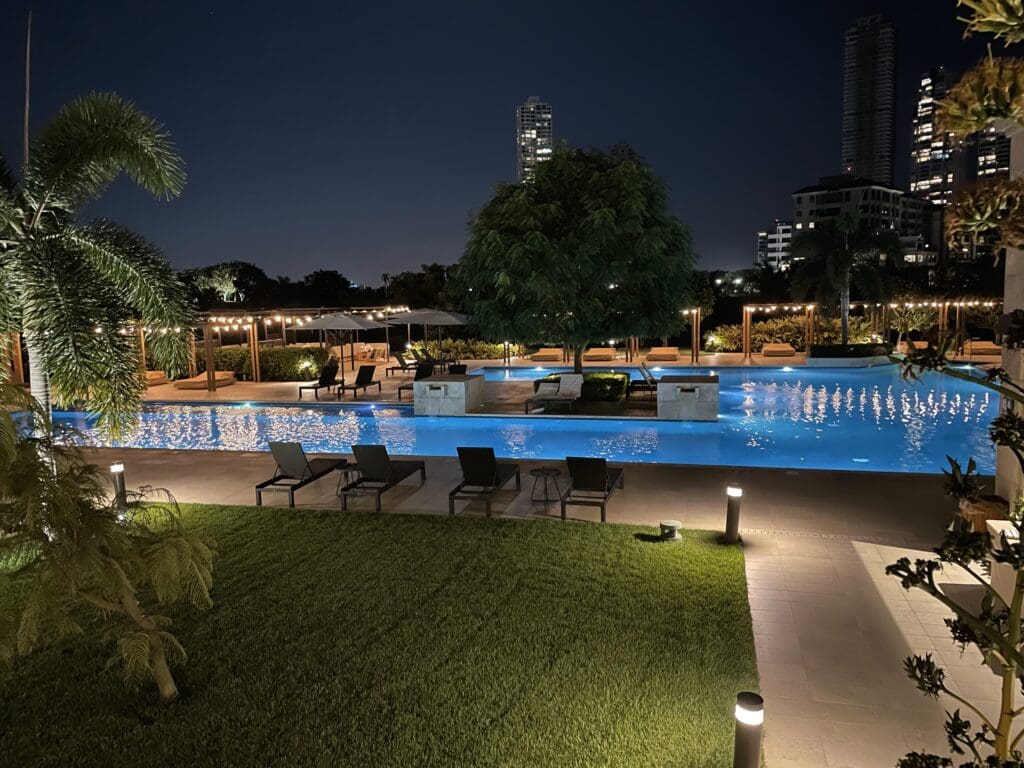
(137, 326), (147, 373)
(938, 302), (949, 341)
(805, 305), (815, 350)
(10, 332), (24, 385)
(188, 330), (198, 377)
(203, 322), (217, 391)
(691, 307), (701, 364)
(742, 307), (752, 360)
(249, 319), (261, 382)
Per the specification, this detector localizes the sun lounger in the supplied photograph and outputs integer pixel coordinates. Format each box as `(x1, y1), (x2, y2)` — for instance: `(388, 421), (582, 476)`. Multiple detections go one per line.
(386, 354), (415, 377)
(645, 346), (679, 362)
(448, 447), (521, 516)
(530, 348), (563, 362)
(761, 343), (796, 357)
(255, 442), (351, 507)
(628, 363), (659, 397)
(967, 340), (1001, 356)
(560, 456), (624, 523)
(173, 371), (236, 389)
(397, 362), (435, 400)
(144, 370), (169, 387)
(298, 360), (339, 399)
(524, 373), (584, 413)
(582, 347), (616, 361)
(337, 365), (382, 399)
(338, 444), (426, 512)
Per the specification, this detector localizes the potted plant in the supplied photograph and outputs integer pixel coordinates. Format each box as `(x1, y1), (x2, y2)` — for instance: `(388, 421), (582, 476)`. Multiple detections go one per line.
(943, 455), (1008, 532)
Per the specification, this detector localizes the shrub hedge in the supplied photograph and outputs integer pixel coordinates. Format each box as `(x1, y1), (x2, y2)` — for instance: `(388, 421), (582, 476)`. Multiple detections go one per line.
(703, 316), (876, 352)
(414, 339), (518, 360)
(534, 371), (630, 402)
(196, 346), (329, 381)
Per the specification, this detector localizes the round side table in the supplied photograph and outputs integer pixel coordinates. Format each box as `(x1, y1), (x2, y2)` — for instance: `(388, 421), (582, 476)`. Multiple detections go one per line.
(529, 467), (561, 504)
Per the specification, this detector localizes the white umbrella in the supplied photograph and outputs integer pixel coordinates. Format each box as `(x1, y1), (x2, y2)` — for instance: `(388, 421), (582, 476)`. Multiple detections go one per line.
(305, 313), (387, 378)
(387, 310), (468, 354)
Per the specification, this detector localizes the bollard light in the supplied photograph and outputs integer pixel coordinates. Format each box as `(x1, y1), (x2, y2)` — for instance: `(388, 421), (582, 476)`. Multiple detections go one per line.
(732, 692), (764, 768)
(110, 462), (127, 515)
(723, 485), (743, 544)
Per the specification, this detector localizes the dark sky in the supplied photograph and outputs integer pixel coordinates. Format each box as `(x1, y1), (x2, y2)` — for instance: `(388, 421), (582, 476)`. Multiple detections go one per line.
(0, 1), (1004, 285)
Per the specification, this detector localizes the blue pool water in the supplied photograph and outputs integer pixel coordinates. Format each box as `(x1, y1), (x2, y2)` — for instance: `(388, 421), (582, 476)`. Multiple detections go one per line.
(53, 365), (997, 474)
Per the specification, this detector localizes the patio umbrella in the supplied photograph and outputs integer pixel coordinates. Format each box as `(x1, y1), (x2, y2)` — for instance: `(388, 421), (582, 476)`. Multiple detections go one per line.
(304, 313), (387, 380)
(387, 310), (468, 354)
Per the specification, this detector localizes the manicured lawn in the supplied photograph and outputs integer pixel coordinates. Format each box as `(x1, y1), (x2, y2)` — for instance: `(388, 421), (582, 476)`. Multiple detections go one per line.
(0, 506), (757, 767)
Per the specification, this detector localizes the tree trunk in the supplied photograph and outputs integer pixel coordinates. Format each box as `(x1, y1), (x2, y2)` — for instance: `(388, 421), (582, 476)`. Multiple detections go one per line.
(23, 330), (50, 412)
(840, 274), (850, 345)
(573, 344), (584, 374)
(149, 636), (179, 701)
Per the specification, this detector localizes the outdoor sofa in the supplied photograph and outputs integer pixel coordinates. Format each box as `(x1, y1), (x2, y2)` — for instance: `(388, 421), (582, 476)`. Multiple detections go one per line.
(582, 347), (616, 361)
(761, 343), (797, 357)
(645, 346), (679, 362)
(530, 348), (563, 362)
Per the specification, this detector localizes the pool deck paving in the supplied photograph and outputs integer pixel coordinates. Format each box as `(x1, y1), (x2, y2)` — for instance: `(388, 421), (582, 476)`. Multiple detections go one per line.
(84, 444), (1000, 768)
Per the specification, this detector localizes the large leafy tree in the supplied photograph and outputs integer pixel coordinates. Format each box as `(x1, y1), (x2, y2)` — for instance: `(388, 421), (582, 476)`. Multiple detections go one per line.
(0, 93), (191, 433)
(0, 385), (213, 701)
(453, 146), (696, 372)
(790, 213), (902, 344)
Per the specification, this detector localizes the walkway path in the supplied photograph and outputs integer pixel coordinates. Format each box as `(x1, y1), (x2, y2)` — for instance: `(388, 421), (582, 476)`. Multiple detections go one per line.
(85, 446), (997, 767)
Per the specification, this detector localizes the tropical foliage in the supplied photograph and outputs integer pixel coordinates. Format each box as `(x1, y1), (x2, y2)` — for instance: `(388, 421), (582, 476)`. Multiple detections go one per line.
(0, 93), (191, 433)
(0, 385), (213, 701)
(937, 54), (1024, 137)
(947, 178), (1024, 254)
(790, 215), (902, 344)
(453, 146), (696, 372)
(957, 0), (1024, 44)
(703, 315), (876, 353)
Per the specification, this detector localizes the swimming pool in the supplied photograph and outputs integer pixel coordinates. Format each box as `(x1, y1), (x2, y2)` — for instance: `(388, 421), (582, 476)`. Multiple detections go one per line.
(53, 365), (997, 474)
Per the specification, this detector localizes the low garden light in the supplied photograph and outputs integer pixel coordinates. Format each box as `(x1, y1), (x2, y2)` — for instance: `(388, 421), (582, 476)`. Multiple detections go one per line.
(110, 462), (127, 514)
(732, 692), (764, 768)
(723, 485), (743, 544)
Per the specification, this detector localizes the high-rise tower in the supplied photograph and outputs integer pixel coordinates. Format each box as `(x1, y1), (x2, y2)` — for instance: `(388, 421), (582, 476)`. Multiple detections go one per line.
(516, 97), (553, 182)
(841, 15), (896, 184)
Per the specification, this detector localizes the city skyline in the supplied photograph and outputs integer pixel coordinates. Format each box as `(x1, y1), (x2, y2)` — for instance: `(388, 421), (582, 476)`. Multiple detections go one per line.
(0, 1), (997, 284)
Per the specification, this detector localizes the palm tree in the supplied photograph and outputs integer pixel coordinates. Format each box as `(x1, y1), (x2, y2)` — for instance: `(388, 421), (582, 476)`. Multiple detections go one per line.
(790, 213), (902, 344)
(0, 93), (191, 433)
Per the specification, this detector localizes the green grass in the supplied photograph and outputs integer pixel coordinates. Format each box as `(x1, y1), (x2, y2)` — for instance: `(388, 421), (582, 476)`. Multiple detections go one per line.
(0, 506), (757, 767)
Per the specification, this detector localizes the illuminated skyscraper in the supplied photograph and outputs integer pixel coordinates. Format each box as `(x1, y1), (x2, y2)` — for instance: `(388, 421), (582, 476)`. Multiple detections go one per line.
(977, 126), (1011, 181)
(909, 68), (959, 204)
(516, 97), (553, 182)
(841, 15), (896, 184)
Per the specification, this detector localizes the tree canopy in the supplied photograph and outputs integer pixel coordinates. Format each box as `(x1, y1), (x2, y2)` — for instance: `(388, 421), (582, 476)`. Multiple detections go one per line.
(452, 146), (695, 369)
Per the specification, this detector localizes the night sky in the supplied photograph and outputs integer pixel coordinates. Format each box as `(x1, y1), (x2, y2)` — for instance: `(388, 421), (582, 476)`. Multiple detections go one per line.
(0, 1), (1003, 285)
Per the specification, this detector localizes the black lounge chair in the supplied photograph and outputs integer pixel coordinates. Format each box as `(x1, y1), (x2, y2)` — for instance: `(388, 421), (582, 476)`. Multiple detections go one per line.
(298, 359), (340, 399)
(397, 362), (435, 400)
(560, 456), (624, 523)
(448, 447), (521, 516)
(628, 363), (658, 398)
(337, 364), (382, 399)
(338, 444), (426, 511)
(255, 441), (351, 507)
(411, 346), (452, 372)
(386, 354), (415, 377)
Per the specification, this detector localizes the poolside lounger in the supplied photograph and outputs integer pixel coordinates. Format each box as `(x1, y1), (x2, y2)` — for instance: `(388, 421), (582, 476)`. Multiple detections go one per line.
(337, 365), (382, 399)
(761, 343), (796, 357)
(645, 346), (679, 362)
(967, 339), (1001, 356)
(338, 444), (426, 512)
(530, 348), (563, 362)
(397, 362), (436, 400)
(144, 370), (169, 387)
(298, 360), (339, 399)
(560, 456), (624, 523)
(255, 442), (351, 507)
(173, 371), (236, 389)
(386, 354), (415, 377)
(448, 447), (521, 516)
(524, 373), (584, 413)
(628, 363), (659, 397)
(582, 347), (616, 361)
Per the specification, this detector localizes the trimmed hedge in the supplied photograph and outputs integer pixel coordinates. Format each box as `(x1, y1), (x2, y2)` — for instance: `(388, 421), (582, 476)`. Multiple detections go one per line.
(704, 316), (876, 353)
(414, 339), (518, 360)
(534, 371), (630, 402)
(197, 346), (329, 381)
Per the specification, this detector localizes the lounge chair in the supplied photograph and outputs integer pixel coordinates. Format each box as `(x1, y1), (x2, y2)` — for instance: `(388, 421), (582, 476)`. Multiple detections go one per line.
(645, 346), (679, 362)
(524, 373), (584, 413)
(144, 370), (169, 387)
(761, 343), (796, 357)
(298, 360), (339, 399)
(173, 371), (236, 389)
(386, 354), (415, 377)
(398, 362), (435, 400)
(448, 447), (521, 516)
(530, 347), (563, 362)
(560, 456), (624, 523)
(582, 347), (616, 361)
(338, 444), (426, 512)
(255, 442), (351, 507)
(337, 365), (382, 399)
(967, 339), (1001, 356)
(628, 363), (659, 397)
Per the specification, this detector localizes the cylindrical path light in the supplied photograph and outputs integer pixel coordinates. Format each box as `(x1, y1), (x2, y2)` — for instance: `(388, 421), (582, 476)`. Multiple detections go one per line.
(110, 462), (127, 514)
(733, 691), (764, 768)
(723, 485), (743, 544)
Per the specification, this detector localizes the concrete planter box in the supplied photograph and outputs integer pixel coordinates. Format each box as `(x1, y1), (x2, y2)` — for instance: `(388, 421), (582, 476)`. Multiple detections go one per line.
(413, 374), (485, 416)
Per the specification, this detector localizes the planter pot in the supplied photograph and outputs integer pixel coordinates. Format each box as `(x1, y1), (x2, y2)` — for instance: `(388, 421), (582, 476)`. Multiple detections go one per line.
(959, 495), (1009, 533)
